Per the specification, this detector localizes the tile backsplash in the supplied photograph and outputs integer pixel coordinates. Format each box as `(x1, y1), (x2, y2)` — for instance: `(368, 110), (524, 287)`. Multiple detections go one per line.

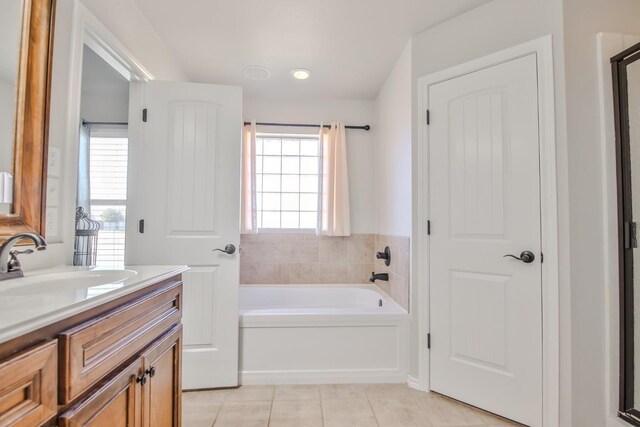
(240, 232), (411, 311)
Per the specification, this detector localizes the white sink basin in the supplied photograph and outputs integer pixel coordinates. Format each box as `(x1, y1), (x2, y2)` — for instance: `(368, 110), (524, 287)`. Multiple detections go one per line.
(0, 269), (138, 297)
(0, 265), (188, 345)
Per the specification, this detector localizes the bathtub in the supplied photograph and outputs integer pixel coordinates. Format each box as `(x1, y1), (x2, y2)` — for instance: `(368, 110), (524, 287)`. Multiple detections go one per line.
(239, 284), (409, 385)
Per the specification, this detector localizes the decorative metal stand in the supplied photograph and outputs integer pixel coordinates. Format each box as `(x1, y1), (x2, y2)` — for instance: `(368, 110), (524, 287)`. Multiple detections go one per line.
(73, 207), (101, 266)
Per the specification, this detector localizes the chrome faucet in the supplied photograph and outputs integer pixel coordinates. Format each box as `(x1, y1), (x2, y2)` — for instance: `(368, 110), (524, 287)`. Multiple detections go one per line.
(0, 232), (47, 281)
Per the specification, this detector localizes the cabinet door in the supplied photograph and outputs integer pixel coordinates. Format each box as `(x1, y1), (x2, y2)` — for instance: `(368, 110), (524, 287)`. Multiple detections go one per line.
(59, 358), (143, 427)
(141, 325), (182, 427)
(0, 340), (57, 427)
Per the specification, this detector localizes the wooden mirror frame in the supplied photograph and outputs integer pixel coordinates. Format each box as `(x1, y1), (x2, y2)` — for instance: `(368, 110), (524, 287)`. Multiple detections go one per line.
(0, 0), (56, 243)
(613, 40), (640, 426)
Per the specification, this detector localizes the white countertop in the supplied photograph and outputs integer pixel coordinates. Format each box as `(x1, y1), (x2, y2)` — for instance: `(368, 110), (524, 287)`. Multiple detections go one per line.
(0, 265), (189, 344)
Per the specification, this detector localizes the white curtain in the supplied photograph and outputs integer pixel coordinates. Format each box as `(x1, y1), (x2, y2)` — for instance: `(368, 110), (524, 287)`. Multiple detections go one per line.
(317, 122), (351, 236)
(241, 120), (258, 234)
(76, 121), (91, 215)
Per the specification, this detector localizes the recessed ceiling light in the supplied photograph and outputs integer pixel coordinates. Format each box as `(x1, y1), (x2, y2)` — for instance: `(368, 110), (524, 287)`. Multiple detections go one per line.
(291, 68), (311, 80)
(244, 66), (271, 81)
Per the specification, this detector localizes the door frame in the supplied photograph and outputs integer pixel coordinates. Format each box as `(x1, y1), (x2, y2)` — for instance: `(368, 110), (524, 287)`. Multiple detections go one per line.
(64, 3), (152, 261)
(413, 35), (559, 427)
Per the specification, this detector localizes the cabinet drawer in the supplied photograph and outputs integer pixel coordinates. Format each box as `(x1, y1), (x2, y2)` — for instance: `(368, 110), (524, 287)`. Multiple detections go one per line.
(60, 282), (182, 403)
(0, 340), (57, 427)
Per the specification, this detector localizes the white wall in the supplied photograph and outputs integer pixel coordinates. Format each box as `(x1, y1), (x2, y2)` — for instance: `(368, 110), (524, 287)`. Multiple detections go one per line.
(0, 0), (23, 84)
(80, 46), (129, 122)
(19, 0), (187, 271)
(0, 80), (15, 214)
(0, 80), (14, 178)
(0, 0), (21, 185)
(374, 41), (412, 237)
(243, 97), (376, 233)
(0, 0), (23, 214)
(409, 0), (572, 425)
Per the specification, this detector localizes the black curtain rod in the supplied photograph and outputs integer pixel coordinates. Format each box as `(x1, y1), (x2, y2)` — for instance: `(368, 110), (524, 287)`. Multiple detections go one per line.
(244, 121), (370, 131)
(82, 120), (128, 127)
(82, 119), (368, 130)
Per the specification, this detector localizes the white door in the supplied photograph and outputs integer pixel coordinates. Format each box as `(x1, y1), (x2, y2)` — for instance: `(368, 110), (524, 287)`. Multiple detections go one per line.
(428, 54), (542, 426)
(127, 80), (243, 389)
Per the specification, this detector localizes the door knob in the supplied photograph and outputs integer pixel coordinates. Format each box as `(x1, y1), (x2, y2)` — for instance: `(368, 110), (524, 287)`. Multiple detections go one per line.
(213, 244), (236, 255)
(503, 251), (535, 264)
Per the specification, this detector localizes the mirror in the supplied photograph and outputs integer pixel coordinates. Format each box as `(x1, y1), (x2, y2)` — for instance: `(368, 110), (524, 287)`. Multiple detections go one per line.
(614, 41), (640, 425)
(0, 0), (56, 242)
(0, 0), (25, 214)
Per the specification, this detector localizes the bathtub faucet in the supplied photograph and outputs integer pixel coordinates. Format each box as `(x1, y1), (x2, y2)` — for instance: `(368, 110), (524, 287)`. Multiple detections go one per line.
(369, 272), (389, 283)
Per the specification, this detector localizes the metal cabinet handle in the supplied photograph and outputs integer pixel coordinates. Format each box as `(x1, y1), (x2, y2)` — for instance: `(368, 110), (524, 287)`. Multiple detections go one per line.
(136, 373), (147, 385)
(213, 244), (236, 255)
(503, 251), (535, 264)
(146, 366), (156, 378)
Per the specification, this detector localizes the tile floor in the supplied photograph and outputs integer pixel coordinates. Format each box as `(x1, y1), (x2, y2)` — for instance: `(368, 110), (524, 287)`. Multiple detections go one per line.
(182, 384), (523, 427)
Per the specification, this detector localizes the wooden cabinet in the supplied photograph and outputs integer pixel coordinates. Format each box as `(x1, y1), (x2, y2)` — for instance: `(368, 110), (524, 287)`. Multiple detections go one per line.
(60, 326), (183, 427)
(59, 284), (182, 403)
(0, 341), (57, 427)
(141, 326), (182, 427)
(0, 275), (183, 427)
(58, 358), (143, 427)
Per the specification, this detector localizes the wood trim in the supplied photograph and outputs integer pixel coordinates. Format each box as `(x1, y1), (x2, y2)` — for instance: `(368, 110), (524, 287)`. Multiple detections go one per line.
(0, 0), (57, 243)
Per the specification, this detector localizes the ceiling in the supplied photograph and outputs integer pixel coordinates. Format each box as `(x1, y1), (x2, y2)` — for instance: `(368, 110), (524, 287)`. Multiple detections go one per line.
(130, 0), (490, 100)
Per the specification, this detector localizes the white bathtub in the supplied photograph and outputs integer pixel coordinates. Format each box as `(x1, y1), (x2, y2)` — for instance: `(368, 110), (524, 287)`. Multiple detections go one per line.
(239, 284), (409, 385)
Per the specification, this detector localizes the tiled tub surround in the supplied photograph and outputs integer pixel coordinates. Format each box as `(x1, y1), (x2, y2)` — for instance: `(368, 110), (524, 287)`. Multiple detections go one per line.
(240, 233), (375, 285)
(373, 234), (411, 311)
(239, 232), (410, 310)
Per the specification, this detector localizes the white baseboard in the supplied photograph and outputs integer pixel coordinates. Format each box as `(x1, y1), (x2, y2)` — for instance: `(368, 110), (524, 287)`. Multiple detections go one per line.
(239, 369), (408, 385)
(407, 375), (428, 391)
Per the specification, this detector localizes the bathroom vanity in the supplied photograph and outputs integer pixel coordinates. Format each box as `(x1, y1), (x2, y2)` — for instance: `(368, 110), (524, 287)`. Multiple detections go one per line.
(0, 265), (187, 427)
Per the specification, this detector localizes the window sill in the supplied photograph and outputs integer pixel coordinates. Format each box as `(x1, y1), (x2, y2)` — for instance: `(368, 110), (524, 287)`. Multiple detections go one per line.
(257, 228), (316, 234)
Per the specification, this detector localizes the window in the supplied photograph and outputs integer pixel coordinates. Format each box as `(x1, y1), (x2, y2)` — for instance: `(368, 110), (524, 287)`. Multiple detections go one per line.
(88, 127), (128, 267)
(256, 134), (319, 230)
